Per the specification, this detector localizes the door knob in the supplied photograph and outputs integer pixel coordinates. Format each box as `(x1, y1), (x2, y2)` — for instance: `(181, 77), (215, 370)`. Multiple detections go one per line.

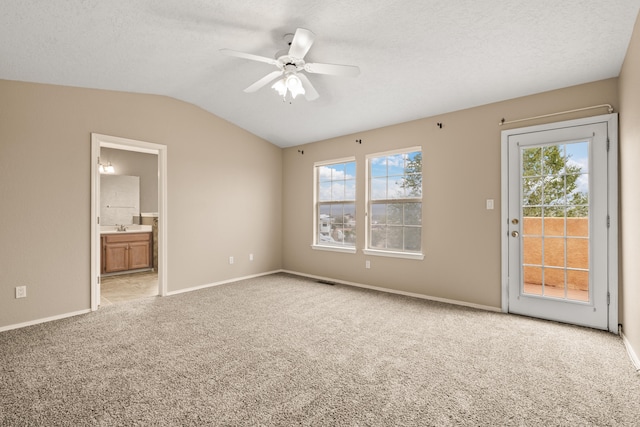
(511, 231), (519, 238)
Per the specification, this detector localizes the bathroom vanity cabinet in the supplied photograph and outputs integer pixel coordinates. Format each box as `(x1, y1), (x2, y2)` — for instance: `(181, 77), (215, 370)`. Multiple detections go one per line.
(101, 232), (152, 274)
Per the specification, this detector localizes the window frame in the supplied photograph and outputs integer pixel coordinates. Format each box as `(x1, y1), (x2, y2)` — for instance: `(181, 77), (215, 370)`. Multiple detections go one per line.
(312, 156), (357, 254)
(364, 146), (424, 260)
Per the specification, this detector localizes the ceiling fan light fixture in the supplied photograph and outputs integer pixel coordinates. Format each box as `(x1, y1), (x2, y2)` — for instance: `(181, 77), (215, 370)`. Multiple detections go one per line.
(272, 78), (287, 97)
(271, 73), (306, 100)
(286, 74), (305, 98)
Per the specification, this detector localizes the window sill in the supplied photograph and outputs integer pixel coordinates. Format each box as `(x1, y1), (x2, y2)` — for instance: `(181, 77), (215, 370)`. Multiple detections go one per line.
(311, 244), (357, 254)
(362, 249), (424, 260)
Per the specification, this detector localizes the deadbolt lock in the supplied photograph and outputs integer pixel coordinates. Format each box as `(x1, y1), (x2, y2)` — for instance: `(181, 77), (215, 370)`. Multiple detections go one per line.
(511, 218), (519, 225)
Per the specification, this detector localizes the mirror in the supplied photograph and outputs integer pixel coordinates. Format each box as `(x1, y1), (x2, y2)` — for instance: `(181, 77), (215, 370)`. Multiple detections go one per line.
(100, 175), (140, 225)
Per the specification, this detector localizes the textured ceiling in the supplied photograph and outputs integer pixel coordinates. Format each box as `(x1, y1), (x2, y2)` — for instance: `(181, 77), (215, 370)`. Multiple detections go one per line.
(1, 1), (639, 147)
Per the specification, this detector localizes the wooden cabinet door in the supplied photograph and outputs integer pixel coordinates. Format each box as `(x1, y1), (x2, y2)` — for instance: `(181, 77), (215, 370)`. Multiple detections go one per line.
(104, 242), (129, 273)
(128, 241), (151, 270)
(102, 232), (152, 273)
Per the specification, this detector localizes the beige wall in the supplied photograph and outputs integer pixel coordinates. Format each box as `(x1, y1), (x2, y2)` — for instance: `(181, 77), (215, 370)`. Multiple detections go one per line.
(282, 78), (618, 309)
(619, 11), (640, 362)
(0, 80), (282, 328)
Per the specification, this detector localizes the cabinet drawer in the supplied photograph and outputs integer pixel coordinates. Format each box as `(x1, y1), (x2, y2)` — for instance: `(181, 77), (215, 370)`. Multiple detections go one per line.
(103, 232), (151, 243)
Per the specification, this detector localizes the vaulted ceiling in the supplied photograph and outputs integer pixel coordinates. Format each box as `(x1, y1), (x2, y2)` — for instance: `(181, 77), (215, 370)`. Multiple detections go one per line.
(1, 1), (639, 147)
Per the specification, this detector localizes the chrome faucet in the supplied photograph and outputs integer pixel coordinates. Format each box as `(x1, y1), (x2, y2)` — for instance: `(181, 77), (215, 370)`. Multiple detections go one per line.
(116, 224), (128, 232)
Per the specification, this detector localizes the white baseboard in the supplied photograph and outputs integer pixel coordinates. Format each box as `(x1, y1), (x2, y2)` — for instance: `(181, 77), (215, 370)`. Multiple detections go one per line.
(0, 270), (500, 333)
(1, 271), (281, 332)
(281, 270), (502, 313)
(0, 309), (92, 333)
(621, 329), (640, 371)
(165, 270), (283, 296)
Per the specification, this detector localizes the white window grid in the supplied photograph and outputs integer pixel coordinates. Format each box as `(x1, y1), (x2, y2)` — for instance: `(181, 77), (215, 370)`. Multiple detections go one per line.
(313, 157), (357, 251)
(365, 147), (423, 258)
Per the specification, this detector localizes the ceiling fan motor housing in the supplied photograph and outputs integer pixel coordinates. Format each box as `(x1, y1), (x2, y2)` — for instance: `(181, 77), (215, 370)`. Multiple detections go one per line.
(281, 59), (304, 73)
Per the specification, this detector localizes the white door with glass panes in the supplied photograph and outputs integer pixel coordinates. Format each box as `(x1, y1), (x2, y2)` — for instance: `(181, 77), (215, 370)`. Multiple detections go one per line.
(502, 115), (617, 331)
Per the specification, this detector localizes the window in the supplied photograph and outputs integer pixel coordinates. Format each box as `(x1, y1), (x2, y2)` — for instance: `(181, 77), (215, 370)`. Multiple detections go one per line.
(314, 159), (356, 251)
(366, 148), (423, 259)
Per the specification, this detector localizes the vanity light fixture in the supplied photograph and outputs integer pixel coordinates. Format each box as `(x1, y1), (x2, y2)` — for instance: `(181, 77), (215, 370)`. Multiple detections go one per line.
(99, 162), (115, 174)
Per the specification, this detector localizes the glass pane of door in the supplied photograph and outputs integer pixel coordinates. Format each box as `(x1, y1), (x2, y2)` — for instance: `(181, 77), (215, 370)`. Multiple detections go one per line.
(521, 141), (590, 303)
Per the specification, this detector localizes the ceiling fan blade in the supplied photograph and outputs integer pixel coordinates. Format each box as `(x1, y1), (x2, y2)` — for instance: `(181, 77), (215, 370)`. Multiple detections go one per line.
(288, 28), (315, 59)
(220, 49), (279, 66)
(244, 71), (283, 93)
(304, 62), (360, 77)
(297, 73), (319, 101)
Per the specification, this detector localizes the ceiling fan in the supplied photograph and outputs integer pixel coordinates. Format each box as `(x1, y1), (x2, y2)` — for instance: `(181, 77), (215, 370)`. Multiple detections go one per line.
(220, 28), (360, 101)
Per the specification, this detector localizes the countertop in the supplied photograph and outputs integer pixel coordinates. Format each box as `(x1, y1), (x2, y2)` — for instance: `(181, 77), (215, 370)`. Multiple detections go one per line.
(100, 225), (153, 235)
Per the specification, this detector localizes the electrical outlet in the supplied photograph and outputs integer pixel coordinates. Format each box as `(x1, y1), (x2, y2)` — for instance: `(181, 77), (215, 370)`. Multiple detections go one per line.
(486, 199), (494, 210)
(249, 253), (254, 261)
(15, 286), (27, 299)
(229, 256), (234, 265)
(365, 260), (371, 269)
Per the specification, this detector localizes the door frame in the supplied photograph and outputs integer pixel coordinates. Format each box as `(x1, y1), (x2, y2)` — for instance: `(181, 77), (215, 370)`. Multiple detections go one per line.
(500, 113), (618, 333)
(90, 133), (168, 310)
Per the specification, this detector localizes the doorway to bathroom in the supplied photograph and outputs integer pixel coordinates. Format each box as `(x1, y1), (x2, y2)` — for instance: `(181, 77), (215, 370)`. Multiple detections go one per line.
(90, 133), (168, 311)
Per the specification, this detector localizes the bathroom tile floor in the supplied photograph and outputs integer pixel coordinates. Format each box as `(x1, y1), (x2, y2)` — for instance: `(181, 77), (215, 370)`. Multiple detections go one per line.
(100, 270), (158, 306)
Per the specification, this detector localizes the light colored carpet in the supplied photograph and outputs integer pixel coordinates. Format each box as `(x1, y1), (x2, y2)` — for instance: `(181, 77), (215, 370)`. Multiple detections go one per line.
(1, 273), (639, 426)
